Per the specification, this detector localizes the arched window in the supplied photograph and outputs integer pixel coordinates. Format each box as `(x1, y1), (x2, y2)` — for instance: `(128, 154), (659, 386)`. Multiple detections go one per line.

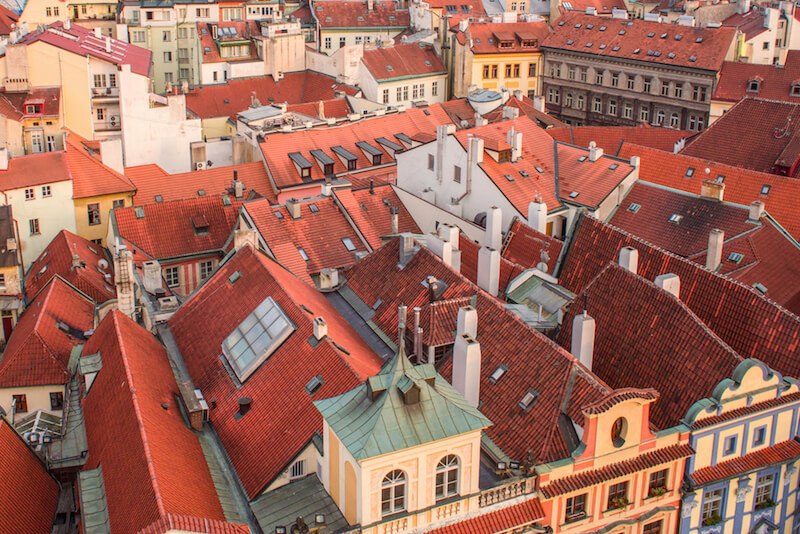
(656, 110), (665, 125)
(381, 470), (407, 516)
(435, 455), (460, 501)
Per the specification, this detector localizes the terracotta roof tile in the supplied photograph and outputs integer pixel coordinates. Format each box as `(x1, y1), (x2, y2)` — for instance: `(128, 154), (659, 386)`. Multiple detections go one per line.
(722, 9), (768, 41)
(501, 218), (563, 274)
(427, 497), (545, 534)
(461, 21), (550, 54)
(25, 230), (115, 303)
(0, 5), (18, 35)
(138, 515), (249, 534)
(692, 391), (800, 429)
(286, 98), (352, 120)
(0, 151), (71, 191)
(714, 51), (800, 103)
(0, 419), (59, 533)
(542, 12), (736, 71)
(66, 132), (136, 199)
(82, 311), (228, 533)
(557, 0), (626, 15)
(333, 183), (420, 249)
(490, 95), (567, 129)
(548, 124), (690, 155)
(314, 0), (409, 28)
(362, 43), (445, 81)
(459, 235), (524, 294)
(168, 246), (382, 498)
(197, 21), (260, 64)
(0, 87), (61, 121)
(691, 438), (800, 486)
(0, 277), (94, 388)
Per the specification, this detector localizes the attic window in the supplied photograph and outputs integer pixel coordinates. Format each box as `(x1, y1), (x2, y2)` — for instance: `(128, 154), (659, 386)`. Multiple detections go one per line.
(791, 84), (800, 97)
(753, 282), (768, 294)
(578, 156), (587, 162)
(716, 175), (725, 183)
(628, 203), (641, 213)
(488, 364), (507, 384)
(609, 163), (619, 170)
(356, 141), (383, 165)
(332, 146), (358, 171)
(599, 25), (606, 31)
(155, 195), (163, 203)
(667, 52), (676, 59)
(585, 42), (593, 48)
(728, 252), (744, 264)
(197, 189), (206, 196)
(633, 48), (641, 54)
(308, 203), (320, 214)
(498, 40), (514, 49)
(305, 375), (324, 395)
(519, 170), (529, 177)
(518, 389), (540, 411)
(289, 152), (313, 180)
(618, 30), (625, 35)
(612, 46), (620, 51)
(568, 191), (580, 198)
(135, 207), (145, 219)
(534, 165), (544, 173)
(695, 37), (703, 43)
(566, 39), (574, 45)
(647, 32), (655, 37)
(746, 79), (761, 92)
(660, 33), (667, 39)
(342, 237), (357, 251)
(222, 195), (232, 206)
(221, 296), (295, 383)
(685, 167), (695, 177)
(504, 174), (515, 182)
(761, 184), (771, 195)
(586, 24), (593, 29)
(599, 44), (607, 50)
(689, 55), (697, 62)
(297, 247), (310, 261)
(675, 34), (683, 41)
(192, 215), (210, 235)
(274, 211), (284, 220)
(669, 213), (683, 224)
(521, 39), (537, 47)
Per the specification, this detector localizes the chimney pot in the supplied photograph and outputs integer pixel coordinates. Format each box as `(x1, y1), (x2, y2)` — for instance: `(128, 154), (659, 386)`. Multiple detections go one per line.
(570, 311), (595, 370)
(453, 334), (481, 407)
(285, 198), (301, 219)
(618, 247), (639, 274)
(437, 223), (460, 250)
(655, 273), (681, 299)
(706, 229), (724, 271)
(427, 233), (453, 267)
(237, 397), (252, 416)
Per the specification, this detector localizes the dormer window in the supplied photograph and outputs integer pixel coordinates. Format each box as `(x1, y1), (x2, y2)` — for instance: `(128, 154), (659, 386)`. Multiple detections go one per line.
(24, 104), (42, 114)
(521, 39), (538, 47)
(498, 40), (513, 49)
(289, 152), (312, 181)
(356, 141), (383, 166)
(310, 149), (335, 176)
(332, 145), (358, 171)
(747, 79), (761, 93)
(792, 84), (800, 97)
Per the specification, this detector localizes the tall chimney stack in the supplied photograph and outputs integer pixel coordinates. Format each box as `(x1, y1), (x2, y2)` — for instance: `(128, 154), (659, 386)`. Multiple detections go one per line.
(390, 207), (399, 234)
(453, 333), (481, 407)
(618, 247), (639, 274)
(527, 197), (547, 234)
(485, 206), (502, 250)
(705, 229), (724, 271)
(457, 305), (478, 338)
(571, 311), (595, 370)
(477, 246), (500, 296)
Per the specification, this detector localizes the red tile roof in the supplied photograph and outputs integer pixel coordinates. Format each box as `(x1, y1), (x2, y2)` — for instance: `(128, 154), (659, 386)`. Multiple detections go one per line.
(168, 246), (382, 498)
(112, 195), (242, 260)
(427, 497), (545, 534)
(714, 51), (800, 103)
(540, 443), (694, 498)
(501, 218), (563, 274)
(460, 21), (550, 55)
(138, 515), (249, 534)
(25, 230), (115, 304)
(0, 277), (94, 388)
(494, 95), (568, 129)
(0, 151), (71, 191)
(557, 263), (744, 429)
(558, 214), (800, 381)
(184, 72), (359, 120)
(0, 87), (61, 121)
(618, 142), (800, 240)
(333, 183), (420, 250)
(82, 311), (228, 534)
(198, 21), (260, 64)
(691, 439), (800, 486)
(692, 391), (800, 429)
(66, 132), (136, 199)
(260, 106), (453, 189)
(286, 98), (352, 120)
(127, 162), (276, 206)
(361, 43), (445, 81)
(313, 0), (410, 28)
(557, 0), (626, 15)
(542, 12), (736, 72)
(548, 124), (690, 155)
(0, 5), (18, 36)
(680, 98), (800, 176)
(18, 21), (151, 77)
(0, 419), (59, 533)
(722, 9), (768, 41)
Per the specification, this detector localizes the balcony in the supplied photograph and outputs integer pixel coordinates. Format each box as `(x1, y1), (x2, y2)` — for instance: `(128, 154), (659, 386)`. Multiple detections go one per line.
(91, 86), (120, 101)
(94, 119), (121, 132)
(478, 477), (535, 507)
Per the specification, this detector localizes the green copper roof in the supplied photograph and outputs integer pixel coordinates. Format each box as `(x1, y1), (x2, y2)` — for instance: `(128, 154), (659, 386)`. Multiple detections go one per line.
(314, 346), (491, 460)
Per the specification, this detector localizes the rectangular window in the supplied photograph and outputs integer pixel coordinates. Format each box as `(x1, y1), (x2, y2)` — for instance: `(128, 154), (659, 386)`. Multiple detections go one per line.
(580, 68), (587, 82)
(607, 481), (628, 509)
(643, 78), (652, 93)
(93, 74), (107, 88)
(339, 36), (346, 48)
(755, 473), (775, 508)
(432, 81), (438, 96)
(568, 67), (576, 80)
(163, 51), (173, 62)
(693, 86), (707, 102)
(661, 82), (670, 96)
(623, 103), (633, 119)
(453, 165), (461, 183)
(547, 88), (560, 104)
(12, 394), (27, 413)
(24, 188), (34, 201)
(419, 84), (425, 98)
(164, 266), (180, 288)
(355, 36), (362, 44)
(0, 274), (6, 288)
(46, 6), (51, 16)
(403, 86), (409, 100)
(50, 392), (63, 410)
(607, 100), (617, 116)
(513, 64), (520, 77)
(88, 203), (101, 226)
(164, 72), (174, 83)
(643, 520), (662, 534)
(529, 63), (537, 77)
(96, 108), (105, 121)
(396, 86), (403, 101)
(627, 76), (635, 90)
(382, 89), (389, 104)
(428, 154), (435, 171)
(702, 488), (724, 526)
(753, 426), (767, 446)
(640, 106), (650, 123)
(324, 37), (331, 49)
(490, 65), (498, 79)
(162, 30), (171, 42)
(611, 73), (619, 87)
(565, 493), (587, 523)
(596, 71), (604, 85)
(131, 31), (146, 43)
(483, 65), (490, 79)
(109, 73), (116, 87)
(412, 84), (419, 99)
(199, 260), (214, 280)
(674, 85), (683, 98)
(29, 219), (40, 235)
(593, 97), (602, 113)
(649, 469), (667, 495)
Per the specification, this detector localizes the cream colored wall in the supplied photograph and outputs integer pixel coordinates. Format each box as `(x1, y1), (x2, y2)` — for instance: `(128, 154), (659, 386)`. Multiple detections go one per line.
(319, 29), (404, 54)
(201, 117), (236, 139)
(263, 442), (321, 493)
(0, 384), (65, 417)
(0, 264), (22, 296)
(709, 100), (733, 124)
(19, 0), (65, 29)
(74, 193), (134, 245)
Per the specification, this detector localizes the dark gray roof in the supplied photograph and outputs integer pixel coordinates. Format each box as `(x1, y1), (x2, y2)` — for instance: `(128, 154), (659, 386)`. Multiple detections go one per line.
(0, 205), (18, 268)
(78, 467), (111, 534)
(251, 475), (348, 533)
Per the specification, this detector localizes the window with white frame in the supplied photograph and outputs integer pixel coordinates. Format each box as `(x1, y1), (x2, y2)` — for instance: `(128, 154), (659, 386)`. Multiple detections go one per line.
(640, 107), (649, 123)
(669, 113), (680, 128)
(382, 89), (389, 104)
(435, 455), (459, 501)
(381, 470), (407, 516)
(755, 473), (775, 508)
(702, 488), (724, 526)
(432, 81), (438, 96)
(164, 266), (180, 288)
(623, 103), (633, 119)
(29, 219), (40, 235)
(24, 188), (34, 201)
(593, 97), (602, 113)
(199, 260), (214, 280)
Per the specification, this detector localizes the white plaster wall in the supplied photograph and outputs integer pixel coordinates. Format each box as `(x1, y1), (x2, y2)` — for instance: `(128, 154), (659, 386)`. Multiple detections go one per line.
(230, 59), (266, 79)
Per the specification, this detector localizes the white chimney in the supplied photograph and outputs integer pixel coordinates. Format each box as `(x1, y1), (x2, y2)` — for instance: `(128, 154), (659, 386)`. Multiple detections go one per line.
(506, 127), (522, 162)
(468, 135), (484, 166)
(93, 27), (102, 38)
(655, 273), (680, 299)
(706, 229), (724, 271)
(64, 19), (71, 30)
(485, 206), (502, 250)
(319, 268), (339, 290)
(532, 96), (545, 112)
(618, 247), (639, 274)
(105, 36), (112, 53)
(630, 155), (641, 168)
(390, 207), (399, 234)
(749, 200), (765, 221)
(477, 246), (500, 296)
(437, 223), (460, 250)
(453, 333), (481, 407)
(99, 138), (124, 175)
(0, 148), (8, 171)
(502, 106), (519, 120)
(427, 233), (453, 268)
(527, 198), (547, 234)
(142, 260), (163, 294)
(285, 199), (301, 219)
(457, 305), (478, 338)
(114, 249), (136, 318)
(435, 124), (454, 183)
(234, 228), (258, 251)
(474, 113), (488, 127)
(399, 233), (416, 266)
(313, 317), (327, 340)
(571, 311), (595, 370)
(588, 141), (603, 162)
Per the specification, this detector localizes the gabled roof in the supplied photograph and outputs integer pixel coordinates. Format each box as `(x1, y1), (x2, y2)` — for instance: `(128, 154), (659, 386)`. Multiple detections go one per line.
(361, 43), (446, 82)
(557, 263), (743, 429)
(714, 51), (800, 103)
(313, 0), (410, 28)
(0, 277), (94, 388)
(458, 235), (524, 295)
(0, 87), (61, 121)
(0, 419), (59, 533)
(316, 347), (491, 459)
(557, 0), (626, 15)
(25, 230), (115, 304)
(333, 183), (420, 250)
(184, 72), (359, 120)
(0, 5), (18, 35)
(65, 132), (136, 199)
(81, 311), (229, 534)
(126, 162), (277, 206)
(548, 124), (689, 155)
(287, 99), (352, 120)
(722, 9), (768, 41)
(197, 21), (260, 64)
(492, 95), (568, 129)
(168, 246), (382, 498)
(542, 12), (736, 72)
(501, 218), (563, 274)
(558, 214), (800, 380)
(18, 21), (151, 77)
(113, 195), (242, 260)
(461, 21), (550, 55)
(680, 98), (800, 176)
(0, 151), (71, 191)
(617, 142), (800, 240)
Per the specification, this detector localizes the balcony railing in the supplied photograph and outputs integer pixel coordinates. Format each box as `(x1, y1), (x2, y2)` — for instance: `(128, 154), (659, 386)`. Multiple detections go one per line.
(92, 86), (119, 99)
(478, 477), (535, 507)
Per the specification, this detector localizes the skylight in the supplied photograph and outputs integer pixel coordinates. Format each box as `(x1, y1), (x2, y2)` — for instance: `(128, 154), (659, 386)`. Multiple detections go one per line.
(728, 252), (744, 264)
(489, 364), (508, 384)
(716, 175), (725, 183)
(753, 282), (767, 294)
(685, 167), (695, 177)
(518, 389), (540, 411)
(569, 191), (580, 198)
(628, 203), (641, 213)
(342, 237), (357, 251)
(135, 207), (145, 219)
(299, 247), (309, 261)
(578, 156), (587, 162)
(221, 296), (295, 382)
(305, 375), (324, 395)
(504, 174), (515, 182)
(761, 184), (771, 195)
(534, 165), (544, 173)
(609, 163), (619, 170)
(309, 203), (320, 214)
(669, 214), (683, 224)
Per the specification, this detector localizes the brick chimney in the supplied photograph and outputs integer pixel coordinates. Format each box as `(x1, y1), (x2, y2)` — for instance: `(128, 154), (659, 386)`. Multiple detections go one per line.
(571, 311), (595, 370)
(700, 179), (725, 202)
(706, 229), (724, 271)
(588, 141), (603, 162)
(234, 228), (258, 251)
(453, 333), (481, 407)
(655, 273), (680, 299)
(142, 260), (163, 294)
(485, 206), (502, 250)
(527, 197), (547, 234)
(749, 200), (765, 221)
(477, 246), (500, 296)
(618, 246), (639, 274)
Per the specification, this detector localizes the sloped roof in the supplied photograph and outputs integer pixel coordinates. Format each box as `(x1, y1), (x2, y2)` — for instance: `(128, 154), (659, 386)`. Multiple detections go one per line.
(618, 142), (800, 240)
(362, 43), (445, 82)
(168, 246), (382, 498)
(0, 419), (59, 533)
(722, 9), (768, 41)
(0, 277), (94, 388)
(197, 21), (259, 64)
(0, 5), (18, 35)
(316, 347), (491, 459)
(543, 12), (735, 71)
(462, 21), (550, 55)
(458, 236), (524, 295)
(65, 132), (136, 199)
(557, 0), (625, 15)
(25, 230), (115, 304)
(286, 99), (352, 120)
(501, 218), (563, 274)
(714, 51), (800, 103)
(0, 151), (71, 191)
(548, 124), (689, 155)
(113, 195), (242, 260)
(313, 0), (409, 28)
(0, 87), (61, 121)
(138, 515), (249, 534)
(81, 311), (228, 534)
(558, 214), (800, 379)
(691, 438), (800, 486)
(333, 183), (420, 250)
(127, 162), (277, 206)
(427, 497), (544, 534)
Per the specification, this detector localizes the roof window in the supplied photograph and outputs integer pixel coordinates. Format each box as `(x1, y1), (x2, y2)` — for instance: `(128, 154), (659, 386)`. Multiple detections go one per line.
(753, 282), (767, 294)
(298, 247), (309, 261)
(135, 207), (145, 219)
(586, 24), (594, 29)
(568, 191), (580, 198)
(761, 184), (771, 195)
(308, 203), (320, 214)
(275, 211), (284, 220)
(695, 37), (703, 43)
(197, 189), (206, 196)
(675, 34), (683, 41)
(342, 237), (357, 251)
(305, 375), (324, 395)
(228, 271), (241, 284)
(628, 203), (641, 213)
(534, 165), (544, 173)
(609, 163), (619, 170)
(647, 31), (655, 37)
(747, 79), (760, 93)
(669, 213), (683, 224)
(612, 46), (620, 51)
(504, 173), (515, 182)
(221, 296), (295, 383)
(618, 30), (625, 35)
(599, 44), (607, 50)
(728, 252), (744, 264)
(518, 389), (540, 411)
(222, 195), (232, 206)
(599, 25), (606, 31)
(488, 364), (508, 384)
(566, 39), (574, 45)
(689, 55), (697, 62)
(633, 48), (641, 54)
(791, 84), (800, 97)
(519, 170), (529, 177)
(155, 195), (163, 203)
(578, 156), (587, 162)
(585, 42), (593, 47)
(667, 52), (676, 59)
(685, 167), (695, 177)
(660, 33), (668, 38)
(716, 175), (725, 183)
